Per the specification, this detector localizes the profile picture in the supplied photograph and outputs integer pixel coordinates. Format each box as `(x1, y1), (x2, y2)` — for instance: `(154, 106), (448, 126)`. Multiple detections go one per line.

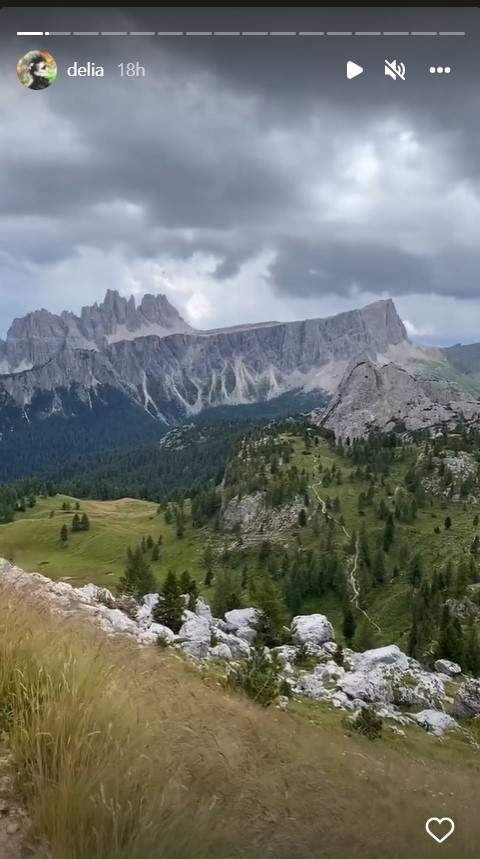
(17, 50), (57, 90)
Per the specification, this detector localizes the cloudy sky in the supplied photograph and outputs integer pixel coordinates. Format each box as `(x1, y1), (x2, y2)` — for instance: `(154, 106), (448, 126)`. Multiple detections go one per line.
(1, 7), (479, 344)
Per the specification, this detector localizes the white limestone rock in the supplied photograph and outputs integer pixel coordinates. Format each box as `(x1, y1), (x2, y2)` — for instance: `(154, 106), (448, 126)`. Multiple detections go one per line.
(195, 597), (213, 623)
(291, 614), (335, 647)
(414, 709), (458, 737)
(272, 645), (298, 666)
(389, 668), (445, 709)
(179, 639), (210, 659)
(209, 643), (233, 661)
(453, 678), (480, 718)
(235, 625), (257, 644)
(147, 622), (175, 643)
(136, 603), (154, 629)
(224, 607), (260, 631)
(434, 659), (462, 677)
(330, 691), (354, 710)
(314, 660), (345, 683)
(215, 630), (251, 659)
(178, 613), (211, 644)
(353, 645), (409, 672)
(142, 593), (159, 610)
(339, 669), (392, 704)
(76, 583), (115, 605)
(97, 608), (139, 636)
(294, 673), (331, 700)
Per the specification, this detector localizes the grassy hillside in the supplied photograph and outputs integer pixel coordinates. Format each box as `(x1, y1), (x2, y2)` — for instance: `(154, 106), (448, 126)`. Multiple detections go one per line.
(0, 495), (207, 589)
(0, 589), (479, 859)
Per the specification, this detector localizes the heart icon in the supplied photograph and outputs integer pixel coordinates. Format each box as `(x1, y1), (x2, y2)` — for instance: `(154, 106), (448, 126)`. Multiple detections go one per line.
(425, 817), (455, 844)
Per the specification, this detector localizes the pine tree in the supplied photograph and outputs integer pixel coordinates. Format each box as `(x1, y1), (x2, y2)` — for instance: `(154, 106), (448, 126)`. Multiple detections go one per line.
(382, 512), (395, 553)
(180, 570), (192, 593)
(342, 605), (356, 645)
(71, 513), (80, 532)
(464, 627), (480, 676)
(298, 508), (307, 528)
(120, 546), (156, 598)
(153, 570), (184, 633)
(407, 554), (423, 589)
(250, 574), (287, 647)
(437, 605), (464, 666)
(372, 549), (386, 585)
(151, 544), (160, 561)
(353, 618), (378, 652)
(80, 513), (90, 531)
(444, 516), (452, 530)
(187, 580), (199, 612)
(204, 567), (213, 587)
(212, 569), (242, 617)
(60, 523), (69, 544)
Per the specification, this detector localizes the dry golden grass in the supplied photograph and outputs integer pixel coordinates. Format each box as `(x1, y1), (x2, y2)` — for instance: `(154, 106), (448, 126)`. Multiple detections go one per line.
(0, 587), (478, 859)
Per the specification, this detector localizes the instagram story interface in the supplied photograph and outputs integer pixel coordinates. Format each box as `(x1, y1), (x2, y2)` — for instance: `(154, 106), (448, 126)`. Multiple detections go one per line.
(1, 7), (480, 859)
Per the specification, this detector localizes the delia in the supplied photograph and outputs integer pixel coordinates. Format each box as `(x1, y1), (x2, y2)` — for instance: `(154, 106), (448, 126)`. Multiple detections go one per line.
(67, 62), (104, 77)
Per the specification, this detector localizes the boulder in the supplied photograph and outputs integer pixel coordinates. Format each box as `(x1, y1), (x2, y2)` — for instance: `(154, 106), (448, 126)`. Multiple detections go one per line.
(313, 660), (345, 683)
(179, 639), (210, 659)
(97, 608), (139, 636)
(291, 614), (335, 647)
(235, 625), (257, 644)
(434, 659), (462, 677)
(330, 691), (354, 710)
(224, 608), (260, 631)
(147, 622), (175, 643)
(209, 643), (233, 661)
(389, 669), (445, 709)
(195, 597), (213, 623)
(453, 678), (480, 718)
(414, 709), (458, 737)
(142, 593), (159, 610)
(354, 645), (409, 671)
(272, 645), (298, 666)
(178, 613), (211, 645)
(339, 669), (392, 704)
(294, 673), (331, 700)
(136, 603), (154, 629)
(215, 630), (251, 659)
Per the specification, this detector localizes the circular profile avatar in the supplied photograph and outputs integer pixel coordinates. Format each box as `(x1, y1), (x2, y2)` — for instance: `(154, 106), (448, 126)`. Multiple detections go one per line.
(17, 50), (57, 90)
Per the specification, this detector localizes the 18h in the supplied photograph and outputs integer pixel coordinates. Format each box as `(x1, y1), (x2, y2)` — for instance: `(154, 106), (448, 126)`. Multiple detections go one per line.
(118, 61), (146, 77)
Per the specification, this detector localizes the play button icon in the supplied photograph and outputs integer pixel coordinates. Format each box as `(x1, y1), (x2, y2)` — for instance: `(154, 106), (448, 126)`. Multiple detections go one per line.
(347, 61), (364, 79)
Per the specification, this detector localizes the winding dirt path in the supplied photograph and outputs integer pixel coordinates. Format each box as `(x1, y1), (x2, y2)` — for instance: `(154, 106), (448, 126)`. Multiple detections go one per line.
(310, 474), (382, 633)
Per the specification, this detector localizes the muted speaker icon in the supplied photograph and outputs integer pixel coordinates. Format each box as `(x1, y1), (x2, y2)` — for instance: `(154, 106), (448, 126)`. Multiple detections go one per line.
(385, 59), (406, 81)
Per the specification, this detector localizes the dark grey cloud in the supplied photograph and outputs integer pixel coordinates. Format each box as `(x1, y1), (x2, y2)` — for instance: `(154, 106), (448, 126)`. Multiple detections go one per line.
(1, 6), (479, 341)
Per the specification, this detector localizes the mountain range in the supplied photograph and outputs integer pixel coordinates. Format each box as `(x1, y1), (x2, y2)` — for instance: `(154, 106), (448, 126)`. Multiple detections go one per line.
(2, 289), (480, 478)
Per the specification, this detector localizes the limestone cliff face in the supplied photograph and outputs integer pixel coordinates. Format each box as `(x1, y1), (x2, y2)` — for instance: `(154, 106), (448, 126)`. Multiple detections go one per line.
(0, 294), (410, 421)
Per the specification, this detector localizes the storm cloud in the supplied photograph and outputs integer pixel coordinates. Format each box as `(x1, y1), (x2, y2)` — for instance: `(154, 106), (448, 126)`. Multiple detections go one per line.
(1, 7), (479, 343)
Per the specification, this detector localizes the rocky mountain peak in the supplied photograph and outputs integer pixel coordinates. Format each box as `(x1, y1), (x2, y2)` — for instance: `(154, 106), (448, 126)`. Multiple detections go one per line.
(81, 290), (193, 344)
(358, 298), (408, 349)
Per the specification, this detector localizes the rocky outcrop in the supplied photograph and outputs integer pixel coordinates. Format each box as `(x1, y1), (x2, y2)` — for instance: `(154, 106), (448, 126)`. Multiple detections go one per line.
(1, 559), (475, 739)
(315, 358), (480, 439)
(221, 493), (305, 544)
